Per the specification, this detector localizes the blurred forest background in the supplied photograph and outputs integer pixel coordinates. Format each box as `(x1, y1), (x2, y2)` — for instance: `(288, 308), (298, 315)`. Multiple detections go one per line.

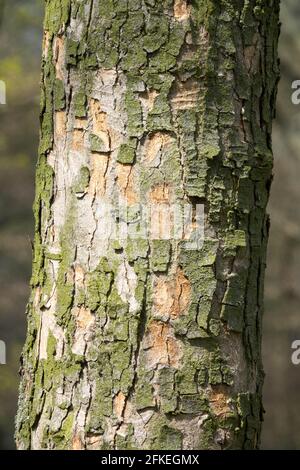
(0, 0), (299, 450)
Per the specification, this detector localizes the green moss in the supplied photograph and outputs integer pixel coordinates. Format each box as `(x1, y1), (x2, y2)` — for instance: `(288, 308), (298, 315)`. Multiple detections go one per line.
(153, 425), (183, 450)
(180, 394), (209, 414)
(117, 143), (136, 164)
(201, 144), (220, 159)
(73, 166), (90, 195)
(224, 230), (247, 251)
(44, 0), (71, 36)
(143, 15), (168, 53)
(54, 79), (65, 110)
(150, 239), (171, 272)
(135, 370), (155, 410)
(125, 90), (143, 137)
(158, 368), (177, 413)
(126, 239), (149, 262)
(208, 350), (233, 386)
(86, 258), (114, 312)
(65, 38), (80, 65)
(90, 133), (108, 153)
(52, 412), (74, 449)
(147, 93), (173, 131)
(73, 91), (87, 118)
(31, 156), (55, 286)
(39, 111), (53, 154)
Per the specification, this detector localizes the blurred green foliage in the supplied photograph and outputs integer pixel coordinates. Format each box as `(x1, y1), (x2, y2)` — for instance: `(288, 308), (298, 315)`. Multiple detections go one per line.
(0, 0), (43, 449)
(0, 0), (300, 450)
(262, 0), (300, 449)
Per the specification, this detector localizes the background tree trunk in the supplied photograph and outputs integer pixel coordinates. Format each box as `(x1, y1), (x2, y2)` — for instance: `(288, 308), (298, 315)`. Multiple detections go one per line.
(16, 0), (280, 450)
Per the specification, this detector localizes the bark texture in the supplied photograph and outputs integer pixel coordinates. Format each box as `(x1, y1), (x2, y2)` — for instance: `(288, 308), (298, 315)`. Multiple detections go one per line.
(16, 0), (280, 450)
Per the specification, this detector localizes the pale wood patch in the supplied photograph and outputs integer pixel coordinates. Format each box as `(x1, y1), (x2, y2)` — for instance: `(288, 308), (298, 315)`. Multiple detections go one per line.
(143, 132), (173, 166)
(116, 163), (139, 204)
(75, 306), (95, 330)
(90, 98), (111, 152)
(53, 36), (65, 80)
(174, 0), (191, 21)
(208, 386), (232, 417)
(72, 434), (84, 450)
(149, 183), (170, 203)
(71, 129), (85, 151)
(55, 111), (67, 138)
(153, 268), (191, 319)
(170, 79), (200, 111)
(144, 321), (182, 369)
(113, 391), (126, 420)
(89, 153), (109, 197)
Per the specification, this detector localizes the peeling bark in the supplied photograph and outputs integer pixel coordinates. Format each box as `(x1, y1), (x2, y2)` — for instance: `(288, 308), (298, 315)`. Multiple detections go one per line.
(16, 0), (280, 450)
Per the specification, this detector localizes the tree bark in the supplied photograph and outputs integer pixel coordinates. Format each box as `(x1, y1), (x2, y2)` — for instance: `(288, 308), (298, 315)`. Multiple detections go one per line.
(16, 0), (280, 450)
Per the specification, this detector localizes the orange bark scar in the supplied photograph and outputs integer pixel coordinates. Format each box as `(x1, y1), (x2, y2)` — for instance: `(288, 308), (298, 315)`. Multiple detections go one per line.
(74, 117), (88, 130)
(55, 111), (67, 138)
(72, 307), (95, 356)
(74, 264), (85, 290)
(71, 129), (85, 151)
(75, 306), (95, 330)
(149, 183), (170, 203)
(116, 163), (139, 204)
(53, 36), (65, 80)
(144, 321), (182, 369)
(72, 434), (84, 450)
(88, 153), (109, 197)
(153, 268), (191, 319)
(174, 0), (191, 21)
(90, 99), (111, 152)
(208, 386), (232, 417)
(113, 391), (126, 420)
(149, 184), (173, 239)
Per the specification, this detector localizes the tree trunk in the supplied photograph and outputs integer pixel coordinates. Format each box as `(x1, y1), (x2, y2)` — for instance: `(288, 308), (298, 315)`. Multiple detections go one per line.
(16, 0), (280, 450)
